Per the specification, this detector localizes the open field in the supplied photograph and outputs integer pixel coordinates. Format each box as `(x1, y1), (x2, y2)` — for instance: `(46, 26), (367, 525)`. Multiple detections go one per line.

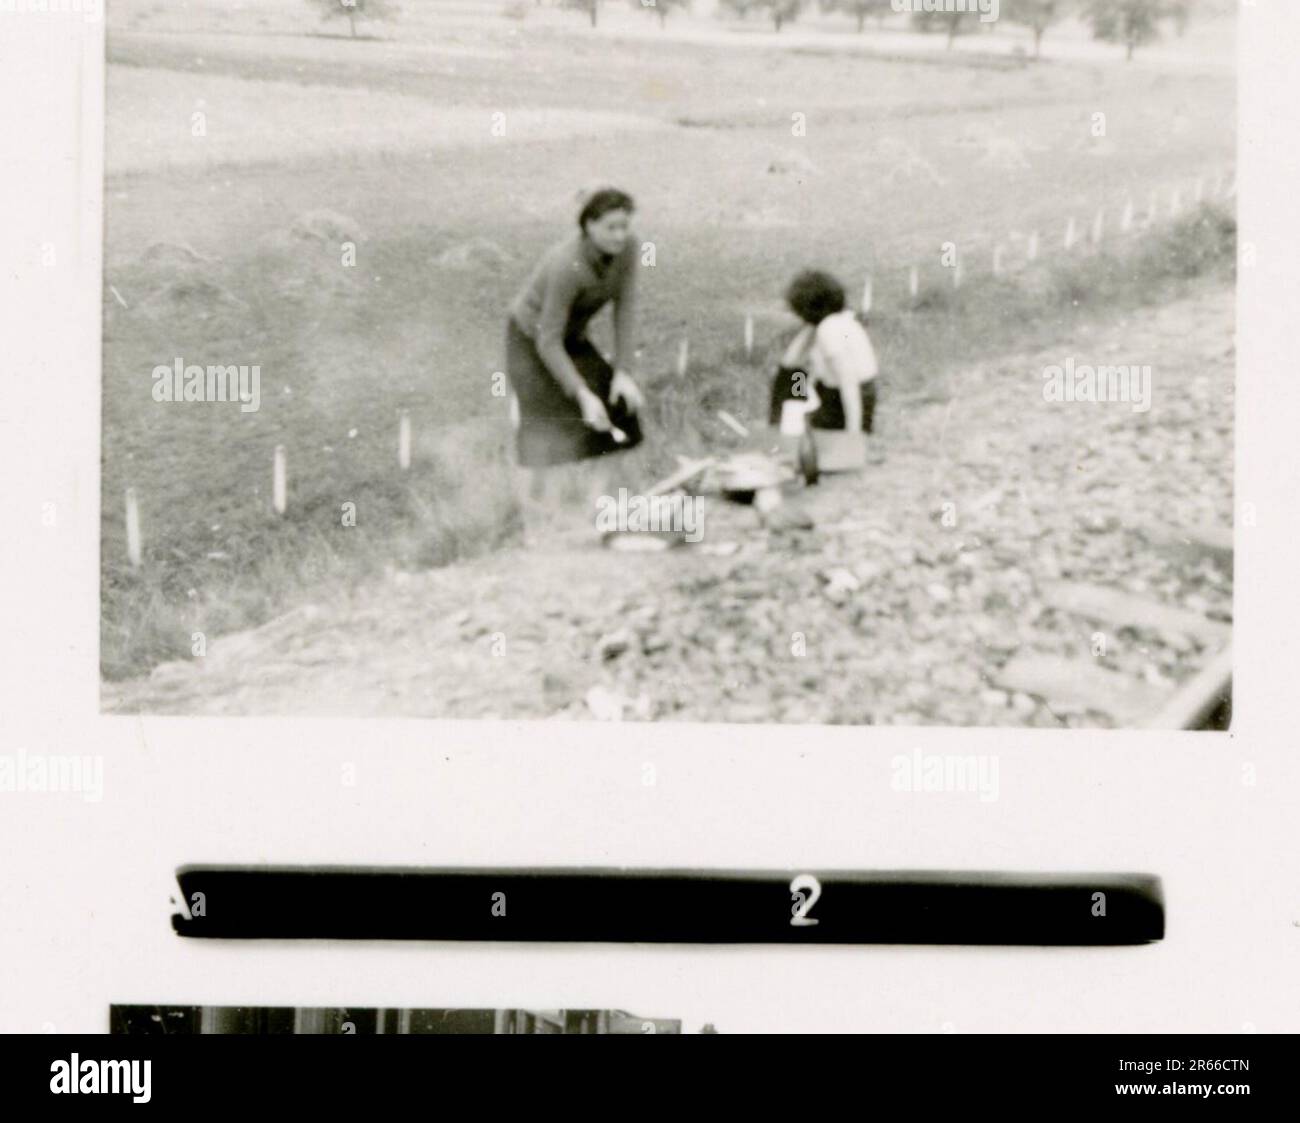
(101, 0), (1236, 710)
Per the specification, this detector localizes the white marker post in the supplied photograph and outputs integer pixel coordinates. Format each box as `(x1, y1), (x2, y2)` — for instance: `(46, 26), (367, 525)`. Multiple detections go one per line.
(272, 445), (287, 515)
(717, 410), (750, 438)
(1027, 230), (1040, 262)
(1120, 197), (1135, 233)
(951, 257), (963, 289)
(861, 276), (873, 317)
(125, 488), (142, 569)
(908, 264), (919, 299)
(1090, 208), (1105, 246)
(743, 313), (754, 361)
(676, 338), (689, 379)
(398, 411), (411, 472)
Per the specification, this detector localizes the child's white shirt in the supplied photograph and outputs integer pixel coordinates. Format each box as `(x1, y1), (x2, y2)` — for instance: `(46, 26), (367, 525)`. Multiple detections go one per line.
(810, 310), (878, 390)
(782, 311), (878, 391)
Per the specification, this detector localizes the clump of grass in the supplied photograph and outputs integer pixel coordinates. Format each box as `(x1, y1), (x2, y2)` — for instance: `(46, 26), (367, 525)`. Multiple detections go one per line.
(100, 424), (523, 680)
(867, 202), (1235, 401)
(1132, 204), (1237, 281)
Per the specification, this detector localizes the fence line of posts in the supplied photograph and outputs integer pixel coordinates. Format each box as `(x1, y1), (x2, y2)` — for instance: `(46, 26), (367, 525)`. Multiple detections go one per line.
(121, 167), (1234, 566)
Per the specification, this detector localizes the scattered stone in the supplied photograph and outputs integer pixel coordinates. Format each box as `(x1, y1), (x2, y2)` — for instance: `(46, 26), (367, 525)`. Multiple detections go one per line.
(595, 629), (636, 661)
(642, 633), (671, 655)
(819, 568), (861, 591)
(1010, 692), (1038, 716)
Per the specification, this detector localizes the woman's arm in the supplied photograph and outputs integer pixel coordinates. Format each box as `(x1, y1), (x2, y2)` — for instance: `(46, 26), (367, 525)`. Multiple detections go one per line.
(612, 248), (639, 373)
(534, 261), (589, 400)
(840, 371), (864, 433)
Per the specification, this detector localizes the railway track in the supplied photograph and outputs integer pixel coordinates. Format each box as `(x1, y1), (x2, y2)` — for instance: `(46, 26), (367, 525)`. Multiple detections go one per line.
(994, 523), (1232, 731)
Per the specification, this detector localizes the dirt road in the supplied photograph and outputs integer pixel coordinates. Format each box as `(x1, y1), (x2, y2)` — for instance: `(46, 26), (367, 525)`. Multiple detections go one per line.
(104, 286), (1234, 726)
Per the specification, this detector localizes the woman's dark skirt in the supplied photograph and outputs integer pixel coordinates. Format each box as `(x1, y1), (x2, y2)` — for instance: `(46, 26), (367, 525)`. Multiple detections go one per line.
(769, 364), (877, 432)
(505, 320), (644, 468)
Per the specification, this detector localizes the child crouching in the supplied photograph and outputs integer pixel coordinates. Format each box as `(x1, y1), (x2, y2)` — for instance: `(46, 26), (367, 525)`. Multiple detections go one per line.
(769, 269), (878, 437)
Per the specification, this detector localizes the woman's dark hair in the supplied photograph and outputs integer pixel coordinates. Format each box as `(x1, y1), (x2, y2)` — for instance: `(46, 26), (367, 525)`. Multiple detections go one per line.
(578, 187), (635, 230)
(785, 269), (846, 324)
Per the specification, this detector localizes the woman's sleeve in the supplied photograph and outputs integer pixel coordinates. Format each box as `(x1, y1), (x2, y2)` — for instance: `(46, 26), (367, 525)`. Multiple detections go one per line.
(534, 261), (588, 400)
(613, 250), (639, 371)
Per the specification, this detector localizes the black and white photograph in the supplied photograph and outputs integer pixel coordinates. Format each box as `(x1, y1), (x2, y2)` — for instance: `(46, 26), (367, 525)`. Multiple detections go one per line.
(111, 1005), (697, 1033)
(2, 0), (1299, 1091)
(95, 0), (1235, 727)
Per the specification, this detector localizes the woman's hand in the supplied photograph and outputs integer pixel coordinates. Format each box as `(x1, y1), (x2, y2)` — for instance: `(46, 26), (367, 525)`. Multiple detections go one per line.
(610, 369), (643, 414)
(577, 387), (612, 432)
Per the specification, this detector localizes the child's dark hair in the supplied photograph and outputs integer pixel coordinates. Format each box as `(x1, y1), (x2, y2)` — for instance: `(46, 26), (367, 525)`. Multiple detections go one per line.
(578, 187), (635, 230)
(785, 269), (846, 324)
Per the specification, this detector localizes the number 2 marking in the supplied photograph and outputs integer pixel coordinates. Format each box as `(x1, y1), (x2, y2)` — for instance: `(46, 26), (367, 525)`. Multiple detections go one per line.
(790, 873), (821, 927)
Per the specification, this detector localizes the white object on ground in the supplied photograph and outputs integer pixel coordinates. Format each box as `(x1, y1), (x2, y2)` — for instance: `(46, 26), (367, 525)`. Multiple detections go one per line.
(717, 410), (750, 438)
(272, 445), (287, 515)
(125, 488), (142, 568)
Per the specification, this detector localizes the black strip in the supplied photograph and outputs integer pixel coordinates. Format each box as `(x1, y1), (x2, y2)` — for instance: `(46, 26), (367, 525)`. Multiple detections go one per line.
(171, 867), (1163, 946)
(24, 1034), (1278, 1108)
